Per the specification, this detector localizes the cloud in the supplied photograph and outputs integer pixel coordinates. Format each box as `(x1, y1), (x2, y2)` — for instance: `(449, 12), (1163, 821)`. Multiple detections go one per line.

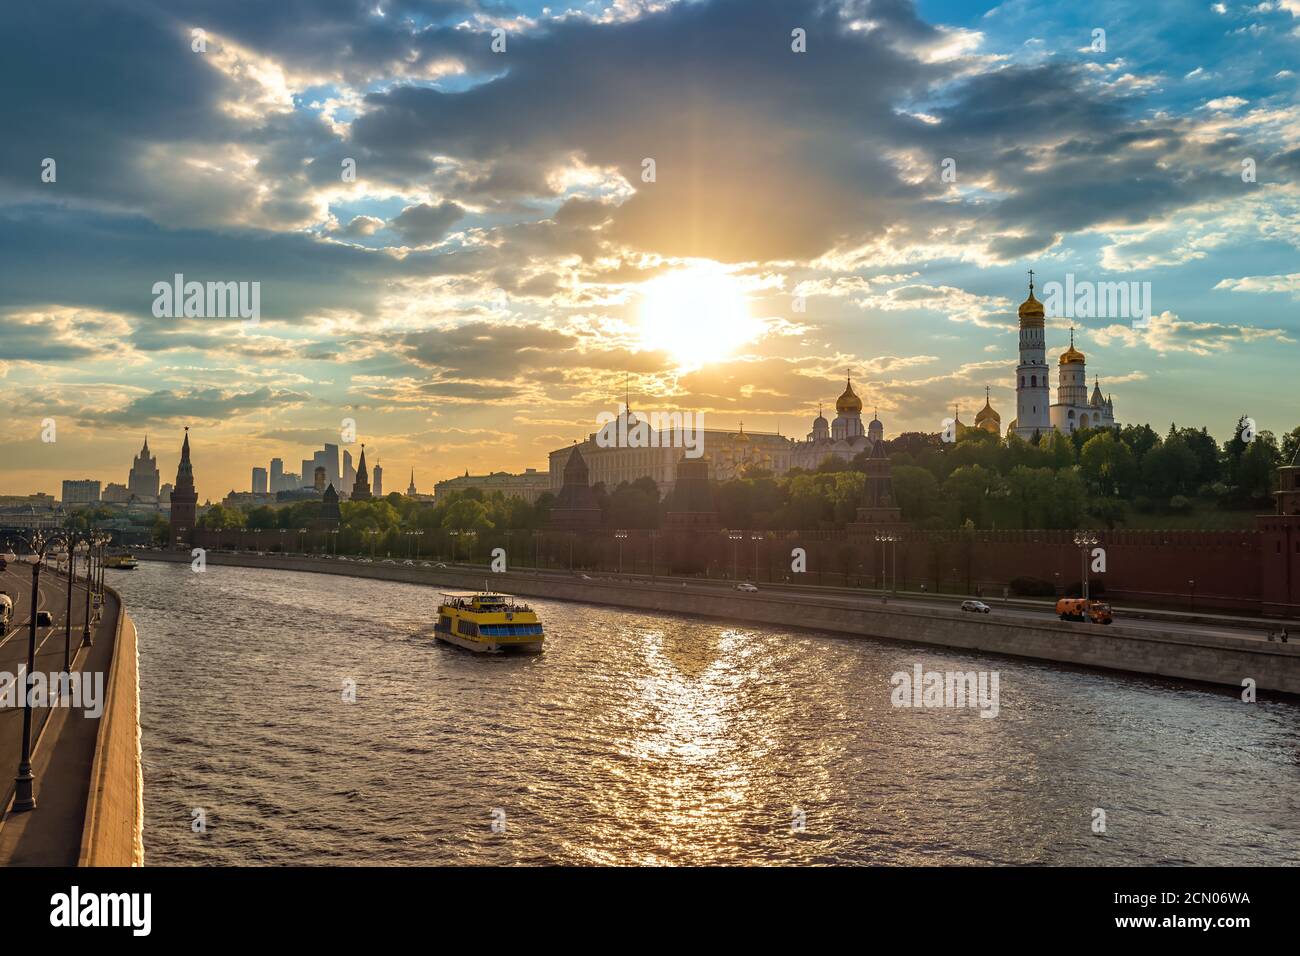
(389, 201), (466, 246)
(1214, 273), (1300, 298)
(1091, 310), (1294, 355)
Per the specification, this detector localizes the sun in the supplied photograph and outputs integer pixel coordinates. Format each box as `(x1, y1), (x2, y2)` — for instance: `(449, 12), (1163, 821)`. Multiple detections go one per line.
(637, 264), (759, 368)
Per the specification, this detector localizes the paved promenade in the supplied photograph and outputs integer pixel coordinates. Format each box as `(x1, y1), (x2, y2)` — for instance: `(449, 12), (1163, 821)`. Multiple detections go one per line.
(0, 564), (121, 865)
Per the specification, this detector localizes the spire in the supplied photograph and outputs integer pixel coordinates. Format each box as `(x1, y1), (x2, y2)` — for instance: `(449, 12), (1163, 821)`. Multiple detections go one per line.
(142, 434), (149, 455)
(350, 443), (372, 500)
(1028, 268), (1035, 297)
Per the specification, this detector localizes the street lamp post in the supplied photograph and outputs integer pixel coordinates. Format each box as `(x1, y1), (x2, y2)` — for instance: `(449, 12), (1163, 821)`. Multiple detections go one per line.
(728, 531), (743, 581)
(1189, 578), (1196, 613)
(615, 530), (628, 575)
(874, 532), (900, 594)
(82, 537), (95, 647)
(1073, 531), (1099, 602)
(649, 530), (658, 583)
(751, 533), (762, 584)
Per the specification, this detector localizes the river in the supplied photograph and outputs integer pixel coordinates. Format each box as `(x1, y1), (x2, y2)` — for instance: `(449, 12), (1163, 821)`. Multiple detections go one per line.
(112, 562), (1300, 865)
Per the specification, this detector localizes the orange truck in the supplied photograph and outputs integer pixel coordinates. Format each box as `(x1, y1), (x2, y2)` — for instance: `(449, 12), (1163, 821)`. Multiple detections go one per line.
(1056, 598), (1113, 624)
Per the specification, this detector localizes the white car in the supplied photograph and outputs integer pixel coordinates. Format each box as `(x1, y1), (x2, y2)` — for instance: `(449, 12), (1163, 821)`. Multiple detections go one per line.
(735, 583), (759, 592)
(960, 600), (991, 613)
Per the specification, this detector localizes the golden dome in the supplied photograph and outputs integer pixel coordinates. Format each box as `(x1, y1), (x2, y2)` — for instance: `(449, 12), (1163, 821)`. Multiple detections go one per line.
(1018, 274), (1045, 329)
(975, 387), (1000, 425)
(734, 422), (749, 443)
(835, 375), (862, 414)
(1059, 327), (1085, 365)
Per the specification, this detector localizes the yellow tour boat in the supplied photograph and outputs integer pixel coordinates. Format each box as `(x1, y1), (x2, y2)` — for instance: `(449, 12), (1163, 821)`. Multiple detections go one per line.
(433, 591), (545, 654)
(103, 552), (138, 570)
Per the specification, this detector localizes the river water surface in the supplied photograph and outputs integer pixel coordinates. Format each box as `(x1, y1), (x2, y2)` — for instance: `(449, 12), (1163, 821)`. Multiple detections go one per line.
(114, 562), (1300, 865)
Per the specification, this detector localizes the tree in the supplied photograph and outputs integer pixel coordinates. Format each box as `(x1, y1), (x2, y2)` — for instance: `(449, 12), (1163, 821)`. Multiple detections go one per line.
(892, 465), (940, 524)
(1079, 432), (1138, 496)
(440, 497), (494, 531)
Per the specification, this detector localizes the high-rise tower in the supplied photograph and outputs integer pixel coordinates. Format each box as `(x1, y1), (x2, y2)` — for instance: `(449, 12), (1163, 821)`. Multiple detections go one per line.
(1012, 271), (1050, 440)
(128, 435), (160, 499)
(170, 428), (198, 546)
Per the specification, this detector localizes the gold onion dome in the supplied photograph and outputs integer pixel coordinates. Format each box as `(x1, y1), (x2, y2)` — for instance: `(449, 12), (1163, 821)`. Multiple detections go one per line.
(1059, 327), (1085, 365)
(835, 374), (862, 414)
(975, 387), (1000, 425)
(1018, 273), (1045, 329)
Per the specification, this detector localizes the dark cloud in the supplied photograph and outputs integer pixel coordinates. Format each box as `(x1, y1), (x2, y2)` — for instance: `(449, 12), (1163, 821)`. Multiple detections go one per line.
(86, 386), (311, 427)
(390, 200), (466, 245)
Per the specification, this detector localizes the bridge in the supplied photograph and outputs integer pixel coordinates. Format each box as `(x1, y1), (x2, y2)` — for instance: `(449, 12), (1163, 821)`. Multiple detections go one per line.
(0, 551), (142, 866)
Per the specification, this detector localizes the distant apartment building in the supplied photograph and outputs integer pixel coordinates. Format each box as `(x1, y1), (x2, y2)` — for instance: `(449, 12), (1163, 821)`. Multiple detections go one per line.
(252, 467), (268, 495)
(433, 468), (551, 504)
(373, 463), (383, 498)
(61, 479), (102, 506)
(270, 458), (285, 492)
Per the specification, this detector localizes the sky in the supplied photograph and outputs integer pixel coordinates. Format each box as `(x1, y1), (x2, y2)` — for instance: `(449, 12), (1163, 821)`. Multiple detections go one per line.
(1, 0), (1297, 501)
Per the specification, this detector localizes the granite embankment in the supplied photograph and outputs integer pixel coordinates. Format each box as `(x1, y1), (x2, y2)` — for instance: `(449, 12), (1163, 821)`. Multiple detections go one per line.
(136, 551), (1300, 695)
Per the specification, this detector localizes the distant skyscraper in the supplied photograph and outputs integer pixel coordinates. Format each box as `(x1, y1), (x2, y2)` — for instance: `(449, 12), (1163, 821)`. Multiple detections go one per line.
(61, 479), (101, 506)
(252, 467), (268, 495)
(314, 466), (326, 493)
(322, 443), (340, 490)
(342, 450), (355, 498)
(170, 428), (198, 546)
(300, 458), (314, 488)
(128, 436), (160, 499)
(270, 458), (284, 492)
(373, 461), (383, 498)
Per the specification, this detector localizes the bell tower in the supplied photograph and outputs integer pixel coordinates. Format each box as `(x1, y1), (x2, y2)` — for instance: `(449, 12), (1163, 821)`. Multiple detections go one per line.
(1013, 271), (1051, 440)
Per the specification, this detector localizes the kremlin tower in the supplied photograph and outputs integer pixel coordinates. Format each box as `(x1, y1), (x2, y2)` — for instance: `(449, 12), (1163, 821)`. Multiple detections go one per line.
(169, 428), (198, 546)
(351, 445), (373, 501)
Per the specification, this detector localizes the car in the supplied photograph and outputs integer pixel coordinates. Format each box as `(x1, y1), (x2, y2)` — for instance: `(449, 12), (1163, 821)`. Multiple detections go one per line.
(420, 562), (434, 568)
(960, 600), (991, 613)
(402, 560), (415, 566)
(337, 556), (350, 562)
(382, 559), (396, 565)
(434, 562), (448, 569)
(735, 583), (759, 592)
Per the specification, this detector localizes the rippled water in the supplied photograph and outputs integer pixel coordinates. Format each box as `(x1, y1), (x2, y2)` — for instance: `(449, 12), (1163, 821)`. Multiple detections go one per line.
(113, 562), (1300, 865)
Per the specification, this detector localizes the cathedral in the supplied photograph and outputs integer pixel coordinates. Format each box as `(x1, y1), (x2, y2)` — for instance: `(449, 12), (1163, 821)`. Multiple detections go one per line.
(791, 374), (882, 470)
(1009, 274), (1118, 440)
